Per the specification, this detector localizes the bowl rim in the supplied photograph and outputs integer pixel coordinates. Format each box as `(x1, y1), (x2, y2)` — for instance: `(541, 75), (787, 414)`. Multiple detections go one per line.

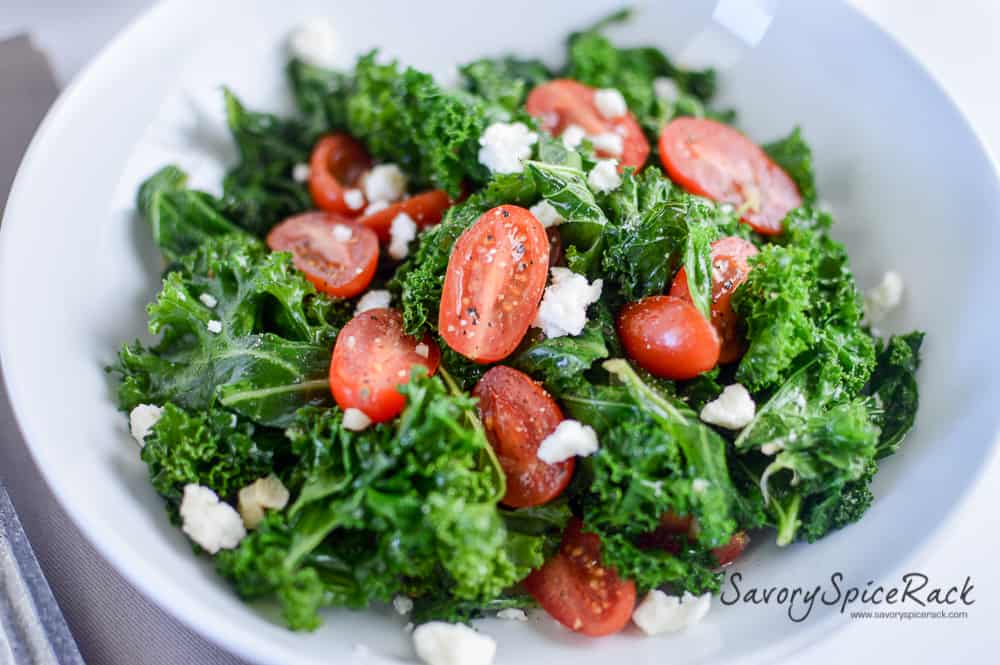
(2, 1), (999, 664)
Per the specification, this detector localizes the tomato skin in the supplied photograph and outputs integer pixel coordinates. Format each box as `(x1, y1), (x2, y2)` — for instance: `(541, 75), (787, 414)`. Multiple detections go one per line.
(670, 236), (759, 363)
(329, 308), (440, 422)
(266, 212), (379, 298)
(473, 366), (573, 508)
(525, 518), (637, 637)
(618, 295), (721, 380)
(358, 189), (452, 242)
(526, 79), (650, 171)
(308, 134), (372, 215)
(658, 117), (801, 235)
(439, 205), (549, 363)
(712, 531), (749, 567)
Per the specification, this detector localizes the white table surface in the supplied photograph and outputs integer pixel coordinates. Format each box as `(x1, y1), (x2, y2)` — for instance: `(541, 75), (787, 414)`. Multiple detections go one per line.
(1, 1), (998, 663)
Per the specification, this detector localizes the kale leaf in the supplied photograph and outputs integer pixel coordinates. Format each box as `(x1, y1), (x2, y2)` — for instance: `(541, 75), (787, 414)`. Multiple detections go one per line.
(287, 57), (353, 137)
(459, 57), (552, 112)
(763, 127), (817, 205)
(865, 332), (924, 458)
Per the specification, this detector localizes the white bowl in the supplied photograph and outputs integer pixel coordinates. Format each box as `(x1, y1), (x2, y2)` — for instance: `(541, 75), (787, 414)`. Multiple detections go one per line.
(2, 1), (999, 663)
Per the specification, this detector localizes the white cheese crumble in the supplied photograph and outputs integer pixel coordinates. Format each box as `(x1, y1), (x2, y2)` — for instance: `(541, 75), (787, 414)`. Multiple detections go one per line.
(179, 484), (246, 554)
(653, 77), (681, 101)
(632, 590), (711, 636)
(692, 478), (710, 494)
(529, 200), (565, 228)
(332, 223), (354, 242)
(561, 124), (586, 149)
(199, 292), (218, 309)
(412, 622), (496, 665)
(393, 595), (414, 615)
(288, 18), (339, 69)
(364, 164), (407, 204)
(477, 122), (537, 174)
(206, 319), (223, 335)
(588, 132), (624, 157)
(364, 200), (390, 216)
(343, 188), (365, 211)
(415, 343), (430, 358)
(291, 163), (311, 183)
(700, 384), (756, 430)
(537, 420), (599, 464)
(342, 407), (373, 431)
(587, 159), (622, 193)
(128, 404), (163, 447)
(864, 270), (905, 324)
(594, 88), (628, 118)
(237, 474), (290, 529)
(760, 441), (784, 456)
(388, 212), (418, 260)
(496, 608), (528, 622)
(354, 289), (392, 315)
(532, 267), (603, 338)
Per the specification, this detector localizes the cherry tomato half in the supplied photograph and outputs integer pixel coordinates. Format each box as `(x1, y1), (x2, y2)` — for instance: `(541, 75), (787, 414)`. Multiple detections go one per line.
(640, 513), (748, 567)
(711, 531), (749, 567)
(266, 212), (378, 298)
(658, 117), (801, 235)
(357, 189), (452, 242)
(473, 366), (572, 508)
(329, 308), (441, 422)
(670, 236), (759, 363)
(618, 295), (721, 380)
(439, 205), (549, 363)
(526, 79), (650, 171)
(308, 134), (372, 216)
(525, 518), (637, 637)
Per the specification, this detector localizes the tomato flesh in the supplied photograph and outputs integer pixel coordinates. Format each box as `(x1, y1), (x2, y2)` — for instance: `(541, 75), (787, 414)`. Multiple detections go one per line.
(329, 308), (441, 422)
(525, 518), (637, 637)
(357, 189), (452, 242)
(618, 295), (721, 380)
(712, 531), (749, 567)
(658, 117), (801, 235)
(526, 79), (650, 171)
(473, 366), (572, 508)
(308, 134), (372, 216)
(670, 236), (759, 363)
(266, 212), (378, 298)
(439, 205), (549, 363)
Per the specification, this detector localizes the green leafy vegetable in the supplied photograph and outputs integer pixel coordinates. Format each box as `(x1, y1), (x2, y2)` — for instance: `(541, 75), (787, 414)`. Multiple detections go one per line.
(866, 332), (924, 458)
(763, 127), (816, 205)
(287, 58), (353, 137)
(460, 57), (552, 112)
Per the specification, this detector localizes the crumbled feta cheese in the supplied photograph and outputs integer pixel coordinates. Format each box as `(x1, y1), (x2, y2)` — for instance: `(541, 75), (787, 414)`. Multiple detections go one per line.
(594, 88), (628, 118)
(292, 163), (311, 183)
(199, 292), (218, 309)
(414, 343), (430, 358)
(388, 212), (418, 260)
(588, 132), (624, 157)
(496, 608), (528, 622)
(587, 159), (622, 193)
(537, 419), (599, 464)
(364, 200), (390, 216)
(529, 200), (565, 228)
(692, 478), (710, 494)
(653, 77), (680, 101)
(561, 124), (586, 149)
(532, 267), (603, 338)
(237, 474), (290, 529)
(632, 590), (711, 636)
(760, 441), (784, 456)
(343, 188), (365, 211)
(364, 164), (407, 204)
(332, 223), (354, 243)
(179, 484), (246, 554)
(354, 289), (392, 314)
(206, 319), (223, 335)
(393, 595), (414, 615)
(412, 622), (496, 665)
(129, 404), (163, 446)
(288, 18), (339, 69)
(864, 270), (905, 324)
(477, 122), (537, 174)
(342, 407), (373, 431)
(700, 384), (756, 430)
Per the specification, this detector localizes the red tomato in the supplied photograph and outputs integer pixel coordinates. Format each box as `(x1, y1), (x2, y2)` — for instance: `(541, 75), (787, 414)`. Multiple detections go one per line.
(525, 518), (637, 637)
(439, 205), (549, 363)
(618, 295), (721, 380)
(473, 366), (572, 508)
(329, 308), (440, 422)
(357, 189), (453, 242)
(658, 117), (802, 235)
(711, 531), (749, 567)
(640, 514), (748, 567)
(670, 236), (759, 363)
(308, 134), (372, 216)
(526, 79), (650, 171)
(266, 212), (378, 298)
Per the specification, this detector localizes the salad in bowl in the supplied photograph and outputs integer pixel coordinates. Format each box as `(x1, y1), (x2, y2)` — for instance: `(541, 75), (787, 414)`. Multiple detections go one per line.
(116, 9), (922, 663)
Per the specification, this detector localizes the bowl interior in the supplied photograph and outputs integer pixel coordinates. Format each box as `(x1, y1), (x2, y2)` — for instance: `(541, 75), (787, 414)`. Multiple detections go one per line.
(2, 1), (999, 664)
